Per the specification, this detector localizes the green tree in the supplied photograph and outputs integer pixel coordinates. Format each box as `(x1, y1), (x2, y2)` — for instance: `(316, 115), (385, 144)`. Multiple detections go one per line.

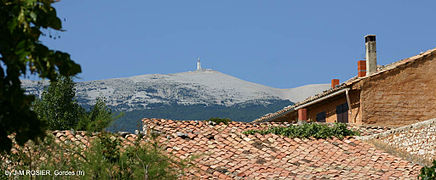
(77, 97), (123, 132)
(0, 0), (81, 152)
(34, 77), (123, 132)
(33, 76), (82, 130)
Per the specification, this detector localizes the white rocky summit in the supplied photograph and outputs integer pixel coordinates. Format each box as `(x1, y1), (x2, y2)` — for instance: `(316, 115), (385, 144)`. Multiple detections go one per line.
(21, 67), (329, 112)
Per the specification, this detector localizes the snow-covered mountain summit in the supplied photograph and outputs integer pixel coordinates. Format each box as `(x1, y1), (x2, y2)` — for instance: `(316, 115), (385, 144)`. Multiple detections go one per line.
(22, 70), (330, 111)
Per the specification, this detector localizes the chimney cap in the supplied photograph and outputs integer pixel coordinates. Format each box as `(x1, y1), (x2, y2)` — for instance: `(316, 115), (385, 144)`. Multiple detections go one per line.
(365, 35), (376, 42)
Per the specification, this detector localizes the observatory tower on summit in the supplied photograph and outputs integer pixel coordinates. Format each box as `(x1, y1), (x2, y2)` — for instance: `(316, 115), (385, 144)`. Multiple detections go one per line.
(196, 58), (202, 71)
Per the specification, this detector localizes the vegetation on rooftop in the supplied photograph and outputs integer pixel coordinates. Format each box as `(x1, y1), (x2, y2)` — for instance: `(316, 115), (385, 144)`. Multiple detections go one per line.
(243, 123), (360, 139)
(207, 117), (232, 125)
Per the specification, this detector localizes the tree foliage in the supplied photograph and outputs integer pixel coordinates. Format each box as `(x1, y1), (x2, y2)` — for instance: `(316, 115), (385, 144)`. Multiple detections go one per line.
(33, 76), (121, 132)
(33, 76), (81, 130)
(77, 97), (122, 132)
(0, 0), (81, 152)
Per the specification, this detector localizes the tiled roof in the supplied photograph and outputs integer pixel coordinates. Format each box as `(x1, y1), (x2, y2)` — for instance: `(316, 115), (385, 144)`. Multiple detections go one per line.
(143, 118), (421, 179)
(254, 47), (436, 123)
(2, 119), (421, 179)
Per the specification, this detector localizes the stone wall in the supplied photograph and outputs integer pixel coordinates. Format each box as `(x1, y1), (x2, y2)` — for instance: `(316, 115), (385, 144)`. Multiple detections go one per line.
(359, 118), (436, 162)
(360, 51), (436, 126)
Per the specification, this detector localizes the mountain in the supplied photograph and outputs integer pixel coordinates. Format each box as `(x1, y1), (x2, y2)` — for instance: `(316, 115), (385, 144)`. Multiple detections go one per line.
(22, 69), (330, 132)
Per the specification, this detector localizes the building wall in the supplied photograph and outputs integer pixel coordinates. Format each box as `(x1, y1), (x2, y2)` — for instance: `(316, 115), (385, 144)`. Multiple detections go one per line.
(305, 91), (361, 124)
(360, 52), (436, 127)
(307, 95), (343, 123)
(272, 90), (362, 124)
(349, 90), (362, 124)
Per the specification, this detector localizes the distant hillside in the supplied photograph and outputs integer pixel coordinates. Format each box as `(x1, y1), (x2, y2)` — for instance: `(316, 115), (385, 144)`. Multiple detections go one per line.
(108, 99), (293, 132)
(22, 70), (330, 132)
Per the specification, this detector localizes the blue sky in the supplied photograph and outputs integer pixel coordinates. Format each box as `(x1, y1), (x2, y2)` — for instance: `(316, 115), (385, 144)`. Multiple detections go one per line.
(41, 0), (436, 88)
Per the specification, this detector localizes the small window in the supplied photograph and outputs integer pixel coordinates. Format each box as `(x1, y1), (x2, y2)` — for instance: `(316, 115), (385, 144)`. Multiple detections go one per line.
(316, 112), (326, 122)
(336, 103), (349, 123)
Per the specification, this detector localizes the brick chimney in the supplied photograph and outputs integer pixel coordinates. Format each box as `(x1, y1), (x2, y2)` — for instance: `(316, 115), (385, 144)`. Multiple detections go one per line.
(298, 108), (307, 122)
(365, 35), (377, 76)
(331, 79), (340, 88)
(358, 60), (366, 77)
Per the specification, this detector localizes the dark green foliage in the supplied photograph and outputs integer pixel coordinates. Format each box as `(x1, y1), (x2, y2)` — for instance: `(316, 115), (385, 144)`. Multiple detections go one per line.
(0, 0), (81, 152)
(76, 98), (123, 132)
(243, 123), (360, 139)
(98, 132), (121, 163)
(33, 76), (82, 130)
(207, 117), (232, 125)
(33, 77), (121, 132)
(419, 160), (436, 180)
(108, 100), (293, 132)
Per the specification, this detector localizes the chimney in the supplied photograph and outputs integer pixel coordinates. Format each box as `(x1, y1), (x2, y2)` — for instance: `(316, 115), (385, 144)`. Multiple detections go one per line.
(298, 108), (307, 122)
(357, 60), (366, 77)
(331, 79), (340, 88)
(365, 35), (377, 76)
